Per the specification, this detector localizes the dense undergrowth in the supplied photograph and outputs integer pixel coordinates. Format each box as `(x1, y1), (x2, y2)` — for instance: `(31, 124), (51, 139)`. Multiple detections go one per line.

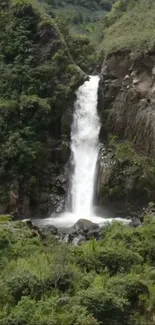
(0, 0), (83, 207)
(1, 217), (155, 324)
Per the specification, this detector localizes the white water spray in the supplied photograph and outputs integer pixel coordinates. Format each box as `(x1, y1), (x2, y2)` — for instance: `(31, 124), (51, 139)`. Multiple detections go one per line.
(70, 75), (100, 218)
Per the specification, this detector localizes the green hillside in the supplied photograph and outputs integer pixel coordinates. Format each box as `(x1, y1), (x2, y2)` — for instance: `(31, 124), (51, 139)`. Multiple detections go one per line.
(99, 0), (155, 55)
(1, 215), (155, 325)
(40, 0), (116, 35)
(0, 0), (83, 211)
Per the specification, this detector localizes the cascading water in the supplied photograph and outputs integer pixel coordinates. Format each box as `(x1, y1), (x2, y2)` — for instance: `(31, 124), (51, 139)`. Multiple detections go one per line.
(70, 75), (100, 218)
(39, 76), (130, 227)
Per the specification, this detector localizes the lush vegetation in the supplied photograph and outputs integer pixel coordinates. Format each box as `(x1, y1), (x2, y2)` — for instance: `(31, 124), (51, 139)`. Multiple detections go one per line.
(1, 216), (155, 324)
(40, 0), (116, 36)
(100, 137), (155, 204)
(98, 0), (155, 56)
(55, 16), (96, 72)
(0, 0), (83, 208)
(45, 0), (114, 11)
(1, 1), (155, 325)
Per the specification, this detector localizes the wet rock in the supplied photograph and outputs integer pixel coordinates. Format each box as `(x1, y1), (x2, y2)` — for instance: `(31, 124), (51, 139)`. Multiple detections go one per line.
(0, 203), (8, 215)
(22, 219), (33, 228)
(130, 217), (142, 227)
(50, 194), (65, 214)
(41, 224), (57, 235)
(73, 219), (99, 232)
(49, 141), (70, 164)
(86, 229), (100, 240)
(148, 202), (155, 210)
(97, 148), (116, 201)
(72, 235), (86, 245)
(63, 233), (71, 244)
(140, 202), (155, 221)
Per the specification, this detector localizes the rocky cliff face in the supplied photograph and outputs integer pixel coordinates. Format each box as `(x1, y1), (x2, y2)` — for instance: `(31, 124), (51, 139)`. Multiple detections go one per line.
(99, 50), (155, 156)
(98, 50), (155, 214)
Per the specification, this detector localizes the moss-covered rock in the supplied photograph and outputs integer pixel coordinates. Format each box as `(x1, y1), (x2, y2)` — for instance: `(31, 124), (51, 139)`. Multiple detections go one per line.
(98, 140), (155, 214)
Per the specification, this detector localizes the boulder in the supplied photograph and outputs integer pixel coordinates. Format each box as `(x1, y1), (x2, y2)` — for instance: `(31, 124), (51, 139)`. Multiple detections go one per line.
(41, 224), (57, 235)
(86, 229), (100, 240)
(130, 217), (142, 227)
(73, 219), (100, 232)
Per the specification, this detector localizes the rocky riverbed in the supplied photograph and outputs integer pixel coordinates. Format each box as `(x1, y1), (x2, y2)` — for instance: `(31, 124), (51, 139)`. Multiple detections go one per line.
(22, 202), (155, 245)
(1, 200), (155, 246)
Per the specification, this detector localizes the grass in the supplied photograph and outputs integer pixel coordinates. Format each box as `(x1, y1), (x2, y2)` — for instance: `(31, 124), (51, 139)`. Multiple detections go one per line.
(100, 0), (155, 55)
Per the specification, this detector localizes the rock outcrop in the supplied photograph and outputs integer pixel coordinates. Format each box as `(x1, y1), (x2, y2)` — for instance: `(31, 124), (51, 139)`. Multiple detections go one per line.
(99, 50), (155, 156)
(98, 50), (155, 213)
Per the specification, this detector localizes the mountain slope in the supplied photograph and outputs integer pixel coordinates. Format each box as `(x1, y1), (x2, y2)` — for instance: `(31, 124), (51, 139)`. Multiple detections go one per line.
(0, 0), (85, 217)
(97, 0), (155, 210)
(99, 0), (155, 55)
(40, 0), (116, 35)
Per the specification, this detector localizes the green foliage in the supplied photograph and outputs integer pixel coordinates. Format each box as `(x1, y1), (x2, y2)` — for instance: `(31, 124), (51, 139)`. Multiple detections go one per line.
(55, 16), (96, 72)
(0, 215), (13, 222)
(102, 138), (155, 203)
(1, 218), (155, 324)
(78, 288), (128, 325)
(6, 270), (43, 302)
(41, 0), (116, 13)
(41, 0), (116, 37)
(98, 0), (155, 55)
(0, 0), (82, 204)
(74, 242), (143, 274)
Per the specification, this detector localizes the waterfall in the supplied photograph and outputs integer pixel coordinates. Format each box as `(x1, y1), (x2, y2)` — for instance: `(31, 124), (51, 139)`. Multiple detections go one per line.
(43, 76), (130, 227)
(70, 75), (100, 218)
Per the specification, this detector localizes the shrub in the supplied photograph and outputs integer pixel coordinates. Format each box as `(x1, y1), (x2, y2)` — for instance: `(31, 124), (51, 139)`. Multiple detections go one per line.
(74, 241), (143, 274)
(6, 270), (43, 303)
(78, 288), (128, 325)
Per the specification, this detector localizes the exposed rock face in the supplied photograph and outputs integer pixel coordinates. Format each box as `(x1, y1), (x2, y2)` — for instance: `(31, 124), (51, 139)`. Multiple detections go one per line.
(30, 137), (71, 218)
(97, 50), (155, 213)
(97, 146), (136, 215)
(99, 50), (155, 156)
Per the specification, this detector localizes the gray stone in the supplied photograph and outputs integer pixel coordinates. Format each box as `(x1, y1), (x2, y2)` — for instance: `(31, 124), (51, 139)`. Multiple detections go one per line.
(42, 224), (57, 235)
(87, 229), (100, 239)
(148, 202), (155, 209)
(22, 219), (33, 227)
(72, 235), (86, 245)
(130, 217), (142, 227)
(63, 234), (70, 244)
(73, 219), (99, 232)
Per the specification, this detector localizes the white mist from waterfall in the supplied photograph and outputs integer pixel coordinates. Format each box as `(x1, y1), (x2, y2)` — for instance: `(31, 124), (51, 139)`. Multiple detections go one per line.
(43, 76), (130, 228)
(70, 75), (100, 218)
